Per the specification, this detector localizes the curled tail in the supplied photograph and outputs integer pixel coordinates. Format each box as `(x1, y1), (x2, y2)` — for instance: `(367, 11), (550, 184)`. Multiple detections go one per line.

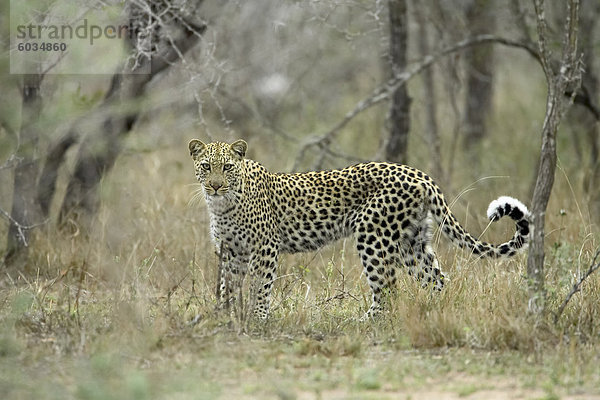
(432, 192), (530, 258)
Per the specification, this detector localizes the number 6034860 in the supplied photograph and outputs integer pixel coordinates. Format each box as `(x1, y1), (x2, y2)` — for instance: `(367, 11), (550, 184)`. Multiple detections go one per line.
(16, 42), (67, 51)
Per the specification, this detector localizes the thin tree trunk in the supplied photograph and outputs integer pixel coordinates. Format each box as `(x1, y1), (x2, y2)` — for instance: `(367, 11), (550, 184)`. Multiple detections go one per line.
(415, 5), (442, 183)
(427, 1), (462, 186)
(463, 0), (495, 151)
(527, 0), (580, 314)
(5, 74), (43, 264)
(58, 19), (206, 221)
(578, 1), (600, 224)
(528, 101), (557, 312)
(385, 0), (411, 164)
(36, 131), (77, 217)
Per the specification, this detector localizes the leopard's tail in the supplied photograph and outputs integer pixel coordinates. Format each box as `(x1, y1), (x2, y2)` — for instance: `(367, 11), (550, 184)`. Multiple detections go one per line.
(431, 192), (531, 258)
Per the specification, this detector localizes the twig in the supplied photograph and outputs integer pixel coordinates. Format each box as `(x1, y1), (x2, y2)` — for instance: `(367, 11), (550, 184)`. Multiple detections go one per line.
(554, 247), (600, 324)
(74, 259), (87, 327)
(567, 87), (600, 121)
(0, 154), (22, 171)
(216, 87), (299, 142)
(0, 206), (48, 248)
(318, 289), (360, 306)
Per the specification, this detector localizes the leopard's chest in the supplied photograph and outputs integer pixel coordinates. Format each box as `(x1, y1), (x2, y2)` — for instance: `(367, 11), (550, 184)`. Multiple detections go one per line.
(206, 196), (265, 255)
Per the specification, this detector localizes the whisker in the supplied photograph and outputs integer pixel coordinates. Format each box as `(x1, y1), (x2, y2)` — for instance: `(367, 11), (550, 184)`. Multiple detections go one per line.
(188, 184), (205, 207)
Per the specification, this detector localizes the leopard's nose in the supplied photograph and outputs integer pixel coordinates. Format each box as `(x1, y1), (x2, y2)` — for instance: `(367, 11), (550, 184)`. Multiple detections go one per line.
(210, 182), (222, 191)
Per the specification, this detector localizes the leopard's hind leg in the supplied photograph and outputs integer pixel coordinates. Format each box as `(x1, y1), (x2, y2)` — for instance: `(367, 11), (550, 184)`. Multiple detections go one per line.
(354, 200), (407, 319)
(402, 214), (445, 290)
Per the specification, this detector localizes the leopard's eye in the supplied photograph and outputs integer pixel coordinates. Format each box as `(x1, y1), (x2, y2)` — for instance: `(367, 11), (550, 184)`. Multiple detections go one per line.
(200, 162), (211, 171)
(223, 163), (234, 172)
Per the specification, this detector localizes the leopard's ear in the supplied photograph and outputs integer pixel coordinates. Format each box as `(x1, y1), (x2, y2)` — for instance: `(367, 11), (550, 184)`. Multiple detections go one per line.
(230, 139), (247, 159)
(188, 139), (206, 158)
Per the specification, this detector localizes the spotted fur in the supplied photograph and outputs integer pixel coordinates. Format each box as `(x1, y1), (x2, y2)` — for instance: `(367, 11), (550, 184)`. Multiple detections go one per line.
(189, 139), (531, 319)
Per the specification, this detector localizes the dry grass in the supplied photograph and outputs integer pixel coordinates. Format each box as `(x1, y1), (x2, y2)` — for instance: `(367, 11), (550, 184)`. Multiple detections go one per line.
(1, 133), (599, 399)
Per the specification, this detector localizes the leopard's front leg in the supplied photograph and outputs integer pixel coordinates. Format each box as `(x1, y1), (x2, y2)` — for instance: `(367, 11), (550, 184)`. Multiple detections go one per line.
(248, 240), (279, 320)
(217, 245), (248, 311)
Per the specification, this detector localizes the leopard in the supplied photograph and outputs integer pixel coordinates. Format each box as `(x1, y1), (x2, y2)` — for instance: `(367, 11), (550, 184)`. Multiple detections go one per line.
(188, 139), (531, 320)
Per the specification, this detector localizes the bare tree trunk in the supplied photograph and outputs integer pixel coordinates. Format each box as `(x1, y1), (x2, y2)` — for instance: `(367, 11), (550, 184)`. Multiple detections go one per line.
(527, 0), (581, 314)
(2, 1), (203, 264)
(4, 74), (44, 264)
(59, 75), (139, 220)
(577, 1), (600, 224)
(55, 17), (206, 221)
(427, 1), (462, 186)
(585, 121), (600, 224)
(463, 0), (495, 151)
(385, 0), (411, 164)
(36, 132), (77, 217)
(415, 5), (442, 184)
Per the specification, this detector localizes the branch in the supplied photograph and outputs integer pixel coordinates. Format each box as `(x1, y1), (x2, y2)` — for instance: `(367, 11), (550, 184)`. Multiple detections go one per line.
(215, 87), (299, 142)
(559, 0), (582, 98)
(36, 131), (78, 217)
(531, 0), (596, 119)
(568, 88), (600, 121)
(150, 18), (207, 75)
(0, 206), (48, 248)
(0, 154), (22, 171)
(533, 0), (553, 79)
(293, 34), (539, 170)
(554, 247), (600, 324)
(127, 0), (206, 74)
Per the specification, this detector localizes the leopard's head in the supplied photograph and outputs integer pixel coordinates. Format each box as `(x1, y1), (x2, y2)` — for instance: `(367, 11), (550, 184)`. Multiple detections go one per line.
(188, 139), (247, 197)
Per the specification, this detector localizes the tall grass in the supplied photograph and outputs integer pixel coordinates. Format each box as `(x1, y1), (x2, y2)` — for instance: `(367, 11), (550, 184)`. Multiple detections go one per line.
(2, 137), (597, 351)
(2, 60), (600, 345)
